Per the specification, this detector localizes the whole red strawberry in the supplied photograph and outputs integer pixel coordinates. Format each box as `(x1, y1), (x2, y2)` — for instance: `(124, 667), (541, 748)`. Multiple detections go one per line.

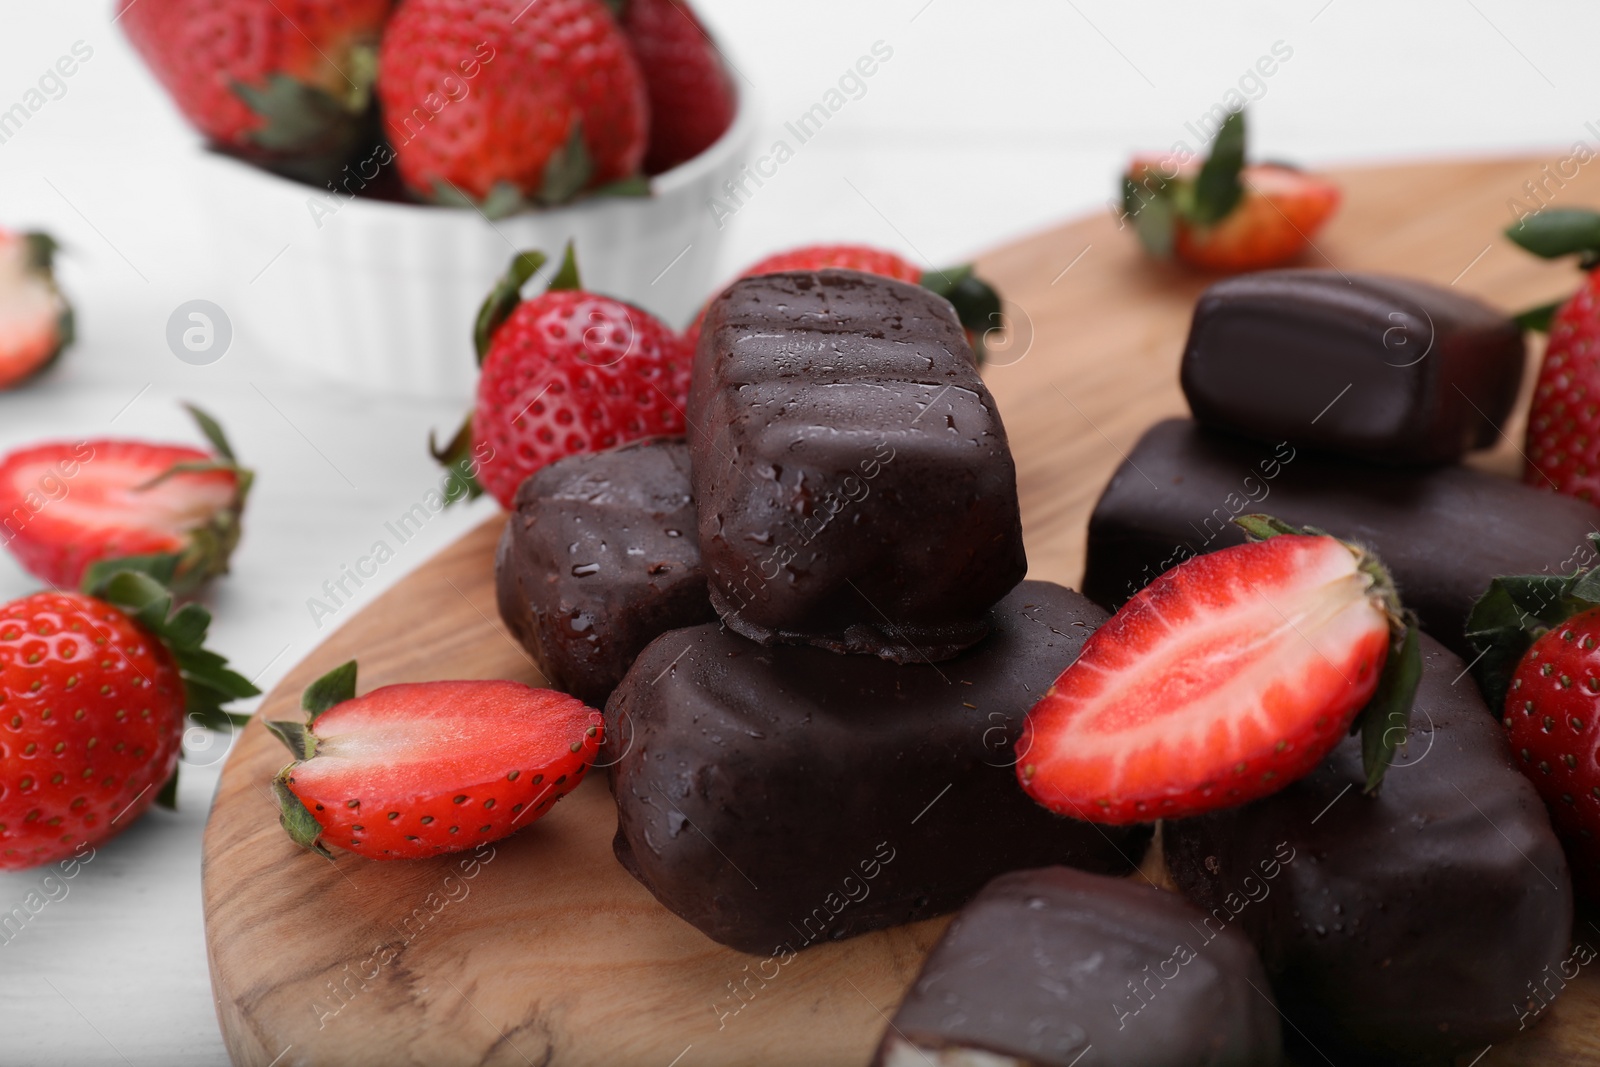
(377, 0), (647, 213)
(616, 0), (736, 175)
(0, 569), (258, 870)
(118, 0), (390, 164)
(268, 661), (603, 860)
(432, 245), (692, 508)
(0, 229), (72, 390)
(686, 244), (1002, 359)
(1522, 269), (1600, 501)
(1019, 516), (1418, 825)
(1124, 109), (1340, 273)
(1468, 544), (1600, 900)
(0, 405), (253, 595)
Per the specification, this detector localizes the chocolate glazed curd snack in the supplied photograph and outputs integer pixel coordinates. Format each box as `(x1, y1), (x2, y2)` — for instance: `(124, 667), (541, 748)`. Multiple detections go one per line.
(495, 438), (714, 707)
(604, 582), (1146, 954)
(689, 269), (1027, 661)
(873, 867), (1282, 1067)
(1163, 633), (1572, 1064)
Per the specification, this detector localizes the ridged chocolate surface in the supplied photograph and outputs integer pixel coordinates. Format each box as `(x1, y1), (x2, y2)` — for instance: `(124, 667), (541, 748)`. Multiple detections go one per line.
(1083, 418), (1600, 656)
(1180, 270), (1525, 465)
(689, 269), (1026, 661)
(605, 581), (1147, 955)
(1163, 633), (1572, 1064)
(494, 438), (714, 707)
(874, 868), (1282, 1067)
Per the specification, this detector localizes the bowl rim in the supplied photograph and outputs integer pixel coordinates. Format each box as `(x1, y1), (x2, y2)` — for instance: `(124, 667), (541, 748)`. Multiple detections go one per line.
(195, 77), (759, 220)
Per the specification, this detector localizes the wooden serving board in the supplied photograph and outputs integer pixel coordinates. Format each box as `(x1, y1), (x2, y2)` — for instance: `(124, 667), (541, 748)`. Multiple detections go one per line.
(204, 158), (1600, 1067)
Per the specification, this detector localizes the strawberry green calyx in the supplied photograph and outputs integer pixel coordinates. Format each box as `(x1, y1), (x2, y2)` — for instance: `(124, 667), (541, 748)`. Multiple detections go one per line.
(475, 250), (550, 365)
(428, 417), (485, 504)
(1125, 109), (1248, 257)
(268, 660), (359, 860)
(83, 559), (262, 735)
(21, 231), (74, 374)
(921, 265), (1002, 365)
(1233, 513), (1421, 792)
(1503, 210), (1600, 332)
(1466, 532), (1600, 712)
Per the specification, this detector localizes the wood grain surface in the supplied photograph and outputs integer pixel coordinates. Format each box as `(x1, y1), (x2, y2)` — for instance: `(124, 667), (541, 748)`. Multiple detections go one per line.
(203, 157), (1600, 1067)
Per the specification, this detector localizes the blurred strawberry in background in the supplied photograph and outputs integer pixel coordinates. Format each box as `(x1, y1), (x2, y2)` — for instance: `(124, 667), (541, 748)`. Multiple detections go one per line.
(377, 0), (647, 214)
(0, 229), (71, 390)
(615, 0), (737, 175)
(1123, 109), (1340, 273)
(117, 0), (391, 173)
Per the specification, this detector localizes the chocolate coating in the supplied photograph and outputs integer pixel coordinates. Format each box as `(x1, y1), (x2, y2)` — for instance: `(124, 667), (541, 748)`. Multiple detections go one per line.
(495, 438), (715, 707)
(605, 581), (1147, 955)
(1180, 270), (1525, 465)
(873, 868), (1282, 1067)
(1083, 418), (1600, 657)
(1163, 633), (1572, 1064)
(690, 269), (1027, 661)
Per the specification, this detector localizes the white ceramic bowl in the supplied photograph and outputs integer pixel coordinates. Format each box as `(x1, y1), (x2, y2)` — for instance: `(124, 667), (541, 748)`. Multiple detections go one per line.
(195, 90), (757, 399)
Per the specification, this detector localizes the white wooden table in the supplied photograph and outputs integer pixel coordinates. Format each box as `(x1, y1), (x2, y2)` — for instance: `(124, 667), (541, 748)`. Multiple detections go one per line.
(2, 1), (1599, 1063)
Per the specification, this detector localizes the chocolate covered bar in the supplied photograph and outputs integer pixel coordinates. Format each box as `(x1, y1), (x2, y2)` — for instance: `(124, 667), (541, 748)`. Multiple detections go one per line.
(873, 867), (1282, 1067)
(495, 438), (714, 707)
(605, 581), (1147, 955)
(690, 269), (1026, 662)
(1180, 270), (1524, 465)
(1163, 632), (1572, 1064)
(1083, 418), (1600, 656)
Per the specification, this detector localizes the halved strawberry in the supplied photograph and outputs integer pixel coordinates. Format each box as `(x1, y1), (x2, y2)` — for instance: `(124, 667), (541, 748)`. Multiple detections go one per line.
(268, 662), (604, 860)
(431, 243), (692, 509)
(1018, 516), (1419, 825)
(0, 405), (251, 595)
(1123, 110), (1340, 273)
(0, 229), (72, 390)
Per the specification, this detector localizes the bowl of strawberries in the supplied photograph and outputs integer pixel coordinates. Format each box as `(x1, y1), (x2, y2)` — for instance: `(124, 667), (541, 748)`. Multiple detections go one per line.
(120, 0), (753, 398)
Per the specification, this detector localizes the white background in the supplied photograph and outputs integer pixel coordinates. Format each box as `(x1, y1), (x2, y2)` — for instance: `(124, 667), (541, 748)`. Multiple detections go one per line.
(1, 1), (1597, 1064)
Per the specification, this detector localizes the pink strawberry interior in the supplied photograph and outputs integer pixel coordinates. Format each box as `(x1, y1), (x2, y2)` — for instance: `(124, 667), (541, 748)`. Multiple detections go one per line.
(295, 680), (597, 803)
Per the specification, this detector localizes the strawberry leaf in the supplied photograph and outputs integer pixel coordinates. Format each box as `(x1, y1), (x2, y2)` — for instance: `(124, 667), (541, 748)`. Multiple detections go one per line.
(272, 776), (332, 859)
(82, 553), (180, 595)
(1360, 621), (1421, 793)
(232, 75), (357, 155)
(592, 175), (652, 199)
(922, 265), (1002, 364)
(1513, 299), (1564, 333)
(1504, 208), (1600, 260)
(1129, 189), (1178, 258)
(83, 564), (259, 734)
(547, 240), (583, 292)
(1188, 109), (1246, 226)
(1467, 545), (1600, 711)
(538, 121), (594, 207)
(428, 416), (485, 506)
(23, 232), (59, 274)
(184, 402), (238, 463)
(303, 660), (357, 723)
(155, 766), (180, 811)
(474, 250), (549, 364)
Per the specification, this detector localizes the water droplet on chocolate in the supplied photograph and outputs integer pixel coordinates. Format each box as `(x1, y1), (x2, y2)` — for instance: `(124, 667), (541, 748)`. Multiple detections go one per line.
(571, 563), (600, 577)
